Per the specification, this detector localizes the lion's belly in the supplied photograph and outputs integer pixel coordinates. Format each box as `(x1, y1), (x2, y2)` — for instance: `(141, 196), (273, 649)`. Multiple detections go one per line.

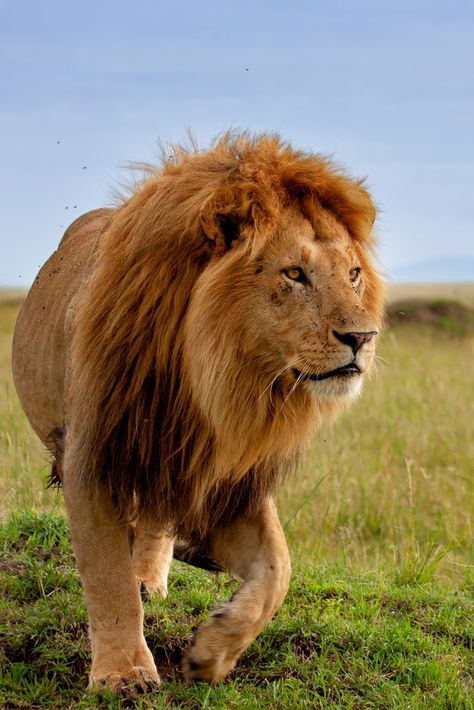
(12, 209), (113, 447)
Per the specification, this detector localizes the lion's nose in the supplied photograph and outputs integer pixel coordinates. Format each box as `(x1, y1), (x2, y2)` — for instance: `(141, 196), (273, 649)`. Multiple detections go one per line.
(333, 330), (377, 355)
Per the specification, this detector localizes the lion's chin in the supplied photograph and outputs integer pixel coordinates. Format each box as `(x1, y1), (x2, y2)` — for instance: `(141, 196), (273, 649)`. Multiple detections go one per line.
(304, 374), (364, 401)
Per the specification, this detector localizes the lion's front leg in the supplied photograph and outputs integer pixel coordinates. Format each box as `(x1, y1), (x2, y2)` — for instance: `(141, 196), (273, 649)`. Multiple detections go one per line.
(132, 522), (174, 598)
(62, 461), (160, 694)
(182, 497), (291, 683)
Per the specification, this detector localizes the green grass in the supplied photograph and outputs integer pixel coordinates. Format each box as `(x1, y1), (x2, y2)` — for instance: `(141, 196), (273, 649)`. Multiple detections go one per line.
(1, 511), (473, 709)
(1, 287), (474, 707)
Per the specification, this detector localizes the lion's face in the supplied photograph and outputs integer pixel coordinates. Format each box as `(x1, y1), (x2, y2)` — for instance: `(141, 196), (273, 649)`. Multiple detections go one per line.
(185, 206), (381, 414)
(248, 207), (381, 401)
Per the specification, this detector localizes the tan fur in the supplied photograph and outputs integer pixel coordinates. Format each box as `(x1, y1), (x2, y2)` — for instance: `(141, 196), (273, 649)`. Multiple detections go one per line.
(12, 132), (383, 692)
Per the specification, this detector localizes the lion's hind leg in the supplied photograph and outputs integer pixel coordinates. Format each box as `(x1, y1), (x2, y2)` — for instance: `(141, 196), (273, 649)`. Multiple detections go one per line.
(182, 497), (291, 683)
(132, 522), (174, 599)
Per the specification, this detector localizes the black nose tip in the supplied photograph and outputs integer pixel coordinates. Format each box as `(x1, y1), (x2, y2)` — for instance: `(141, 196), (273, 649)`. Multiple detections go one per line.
(333, 330), (377, 354)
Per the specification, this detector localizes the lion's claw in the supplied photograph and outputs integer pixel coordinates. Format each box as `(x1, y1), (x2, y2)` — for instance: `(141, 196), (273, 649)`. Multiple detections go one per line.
(90, 667), (161, 696)
(139, 578), (168, 600)
(182, 648), (236, 684)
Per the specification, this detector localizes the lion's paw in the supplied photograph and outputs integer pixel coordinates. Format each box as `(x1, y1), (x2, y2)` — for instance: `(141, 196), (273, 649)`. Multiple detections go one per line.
(182, 647), (236, 684)
(138, 576), (168, 600)
(89, 666), (161, 697)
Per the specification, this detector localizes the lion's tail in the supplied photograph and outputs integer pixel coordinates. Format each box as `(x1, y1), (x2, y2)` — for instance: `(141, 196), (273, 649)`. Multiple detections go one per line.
(46, 426), (65, 488)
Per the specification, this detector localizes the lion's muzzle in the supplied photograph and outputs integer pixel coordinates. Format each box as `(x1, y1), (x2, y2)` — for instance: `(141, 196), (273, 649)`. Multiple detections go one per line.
(332, 329), (377, 354)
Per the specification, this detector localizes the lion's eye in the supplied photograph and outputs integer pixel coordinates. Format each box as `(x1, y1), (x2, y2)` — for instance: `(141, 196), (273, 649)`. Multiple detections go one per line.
(349, 267), (361, 283)
(283, 267), (306, 283)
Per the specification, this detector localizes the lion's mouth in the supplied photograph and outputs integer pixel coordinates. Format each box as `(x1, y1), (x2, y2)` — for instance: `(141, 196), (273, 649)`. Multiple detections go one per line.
(293, 362), (361, 382)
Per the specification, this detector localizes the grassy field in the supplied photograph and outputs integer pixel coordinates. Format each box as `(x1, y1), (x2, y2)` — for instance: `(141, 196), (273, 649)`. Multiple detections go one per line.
(1, 511), (472, 709)
(1, 288), (473, 578)
(1, 286), (473, 708)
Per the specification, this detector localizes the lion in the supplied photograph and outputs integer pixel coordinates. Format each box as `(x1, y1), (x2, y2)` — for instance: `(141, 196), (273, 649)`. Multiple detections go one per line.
(12, 132), (383, 693)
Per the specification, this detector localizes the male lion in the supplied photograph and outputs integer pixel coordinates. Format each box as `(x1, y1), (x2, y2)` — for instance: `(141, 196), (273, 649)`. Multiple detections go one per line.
(12, 133), (383, 693)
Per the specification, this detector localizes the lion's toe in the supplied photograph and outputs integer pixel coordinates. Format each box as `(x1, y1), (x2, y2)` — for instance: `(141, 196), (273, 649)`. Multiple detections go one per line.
(182, 649), (235, 684)
(139, 577), (168, 600)
(90, 667), (161, 696)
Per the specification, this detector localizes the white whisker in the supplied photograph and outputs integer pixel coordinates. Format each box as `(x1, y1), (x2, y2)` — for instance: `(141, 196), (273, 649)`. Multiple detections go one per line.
(258, 356), (302, 404)
(278, 359), (313, 413)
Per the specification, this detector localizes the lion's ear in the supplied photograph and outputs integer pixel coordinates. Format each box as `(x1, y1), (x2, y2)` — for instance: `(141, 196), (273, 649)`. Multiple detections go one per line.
(217, 215), (241, 251)
(203, 214), (241, 255)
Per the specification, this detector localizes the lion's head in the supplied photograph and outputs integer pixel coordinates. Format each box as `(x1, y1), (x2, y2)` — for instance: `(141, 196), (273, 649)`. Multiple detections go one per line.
(72, 132), (383, 536)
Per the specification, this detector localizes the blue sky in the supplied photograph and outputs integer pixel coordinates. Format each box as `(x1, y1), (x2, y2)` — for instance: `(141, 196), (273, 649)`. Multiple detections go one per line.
(1, 0), (473, 285)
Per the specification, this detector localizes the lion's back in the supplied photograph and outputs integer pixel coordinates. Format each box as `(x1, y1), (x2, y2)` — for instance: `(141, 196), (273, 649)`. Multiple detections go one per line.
(12, 208), (114, 446)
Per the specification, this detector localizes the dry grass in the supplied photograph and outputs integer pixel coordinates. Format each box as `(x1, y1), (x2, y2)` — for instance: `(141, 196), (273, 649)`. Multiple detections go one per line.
(279, 324), (474, 580)
(1, 285), (473, 582)
(0, 297), (61, 513)
(387, 281), (474, 307)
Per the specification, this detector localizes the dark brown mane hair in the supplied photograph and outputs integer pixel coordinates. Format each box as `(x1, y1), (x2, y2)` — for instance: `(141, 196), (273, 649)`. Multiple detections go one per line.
(69, 132), (379, 538)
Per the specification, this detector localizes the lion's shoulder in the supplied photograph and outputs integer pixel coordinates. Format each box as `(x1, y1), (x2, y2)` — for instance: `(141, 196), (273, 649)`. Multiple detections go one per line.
(58, 208), (115, 248)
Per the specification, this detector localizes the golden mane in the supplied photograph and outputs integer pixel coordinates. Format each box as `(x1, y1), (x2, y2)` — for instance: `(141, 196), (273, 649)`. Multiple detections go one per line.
(70, 132), (379, 538)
